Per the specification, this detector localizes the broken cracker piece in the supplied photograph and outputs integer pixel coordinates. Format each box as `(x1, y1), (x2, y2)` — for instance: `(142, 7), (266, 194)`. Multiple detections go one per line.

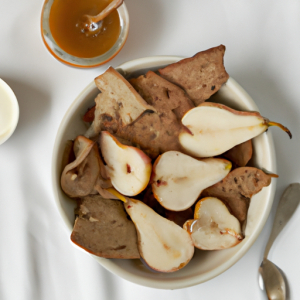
(222, 140), (253, 167)
(71, 195), (140, 259)
(92, 67), (156, 134)
(165, 208), (194, 228)
(201, 167), (272, 223)
(96, 71), (195, 158)
(130, 70), (194, 120)
(159, 45), (229, 105)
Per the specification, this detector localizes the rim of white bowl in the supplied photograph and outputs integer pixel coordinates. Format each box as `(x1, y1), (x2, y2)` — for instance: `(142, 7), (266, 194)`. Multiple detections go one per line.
(52, 55), (276, 289)
(0, 78), (19, 145)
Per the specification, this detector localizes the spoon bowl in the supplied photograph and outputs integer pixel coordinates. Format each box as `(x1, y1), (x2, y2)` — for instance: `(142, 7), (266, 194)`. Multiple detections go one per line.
(259, 258), (286, 299)
(82, 0), (123, 35)
(258, 183), (300, 300)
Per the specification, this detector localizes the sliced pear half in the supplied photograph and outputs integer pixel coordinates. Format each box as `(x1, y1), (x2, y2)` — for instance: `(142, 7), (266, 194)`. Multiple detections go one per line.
(184, 197), (243, 250)
(100, 131), (152, 196)
(152, 151), (231, 211)
(61, 136), (101, 198)
(125, 199), (194, 272)
(180, 102), (291, 157)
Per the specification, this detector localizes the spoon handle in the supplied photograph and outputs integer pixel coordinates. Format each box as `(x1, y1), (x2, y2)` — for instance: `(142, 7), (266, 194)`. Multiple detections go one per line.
(264, 183), (300, 258)
(91, 0), (123, 23)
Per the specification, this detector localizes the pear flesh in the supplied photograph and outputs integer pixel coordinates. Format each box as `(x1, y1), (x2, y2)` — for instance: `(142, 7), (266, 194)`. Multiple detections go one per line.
(179, 102), (290, 157)
(100, 131), (152, 196)
(125, 199), (194, 272)
(184, 197), (243, 250)
(152, 151), (231, 211)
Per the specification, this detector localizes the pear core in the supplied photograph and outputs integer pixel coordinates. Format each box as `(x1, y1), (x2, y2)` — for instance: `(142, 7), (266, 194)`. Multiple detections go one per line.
(100, 132), (152, 196)
(184, 197), (243, 250)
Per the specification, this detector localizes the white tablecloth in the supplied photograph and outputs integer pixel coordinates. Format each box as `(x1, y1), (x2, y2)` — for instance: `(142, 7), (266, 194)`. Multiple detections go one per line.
(1, 0), (300, 299)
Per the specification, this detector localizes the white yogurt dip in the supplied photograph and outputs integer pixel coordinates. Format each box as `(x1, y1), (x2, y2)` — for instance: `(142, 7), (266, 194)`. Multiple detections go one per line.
(0, 79), (19, 145)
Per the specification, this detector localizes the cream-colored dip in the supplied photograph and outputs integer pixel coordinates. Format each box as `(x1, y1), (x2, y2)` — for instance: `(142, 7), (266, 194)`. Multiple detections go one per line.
(0, 79), (19, 145)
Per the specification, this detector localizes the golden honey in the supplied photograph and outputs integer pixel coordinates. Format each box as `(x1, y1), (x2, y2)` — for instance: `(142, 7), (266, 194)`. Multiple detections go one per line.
(49, 0), (120, 58)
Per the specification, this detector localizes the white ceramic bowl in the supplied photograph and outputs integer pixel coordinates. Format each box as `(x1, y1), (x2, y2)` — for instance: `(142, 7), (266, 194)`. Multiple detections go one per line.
(0, 79), (19, 145)
(52, 56), (276, 289)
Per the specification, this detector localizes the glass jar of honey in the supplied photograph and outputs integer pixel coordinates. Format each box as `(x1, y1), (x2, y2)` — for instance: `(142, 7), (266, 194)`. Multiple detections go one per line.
(41, 0), (129, 67)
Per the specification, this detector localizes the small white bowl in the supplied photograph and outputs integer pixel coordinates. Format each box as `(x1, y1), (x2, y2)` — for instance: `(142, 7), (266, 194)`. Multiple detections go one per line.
(52, 56), (276, 289)
(0, 79), (19, 145)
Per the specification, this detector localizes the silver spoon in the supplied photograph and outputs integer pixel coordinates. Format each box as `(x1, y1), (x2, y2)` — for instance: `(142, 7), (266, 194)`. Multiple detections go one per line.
(259, 183), (300, 300)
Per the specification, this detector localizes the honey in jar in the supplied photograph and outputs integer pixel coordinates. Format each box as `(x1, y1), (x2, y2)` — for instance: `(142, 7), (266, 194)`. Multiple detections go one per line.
(49, 0), (120, 58)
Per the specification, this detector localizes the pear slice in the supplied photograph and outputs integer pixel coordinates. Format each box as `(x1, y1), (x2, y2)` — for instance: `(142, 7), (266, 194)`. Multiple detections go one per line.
(184, 197), (243, 250)
(179, 102), (291, 157)
(151, 151), (232, 211)
(61, 136), (107, 198)
(124, 199), (194, 272)
(100, 131), (152, 196)
(61, 136), (117, 199)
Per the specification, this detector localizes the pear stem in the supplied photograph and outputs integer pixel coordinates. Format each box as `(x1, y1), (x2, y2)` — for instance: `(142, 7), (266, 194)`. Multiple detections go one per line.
(105, 188), (127, 203)
(268, 121), (292, 139)
(268, 173), (279, 178)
